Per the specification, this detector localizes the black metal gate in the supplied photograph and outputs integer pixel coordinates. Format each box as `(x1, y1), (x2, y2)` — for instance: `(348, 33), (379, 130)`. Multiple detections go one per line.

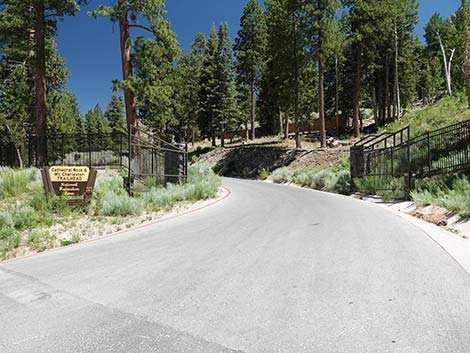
(127, 125), (188, 193)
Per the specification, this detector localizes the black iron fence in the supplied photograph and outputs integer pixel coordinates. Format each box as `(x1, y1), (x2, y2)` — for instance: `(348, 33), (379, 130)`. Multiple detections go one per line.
(0, 126), (188, 193)
(351, 119), (470, 193)
(126, 125), (188, 192)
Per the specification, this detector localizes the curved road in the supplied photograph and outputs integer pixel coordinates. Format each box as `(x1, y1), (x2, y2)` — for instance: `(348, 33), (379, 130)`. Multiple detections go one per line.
(1, 179), (470, 353)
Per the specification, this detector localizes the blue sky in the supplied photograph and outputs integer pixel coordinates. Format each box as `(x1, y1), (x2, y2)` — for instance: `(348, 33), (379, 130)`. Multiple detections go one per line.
(56, 0), (462, 114)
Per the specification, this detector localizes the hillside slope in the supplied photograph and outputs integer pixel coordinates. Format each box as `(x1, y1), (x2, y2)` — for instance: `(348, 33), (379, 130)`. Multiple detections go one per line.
(383, 92), (470, 138)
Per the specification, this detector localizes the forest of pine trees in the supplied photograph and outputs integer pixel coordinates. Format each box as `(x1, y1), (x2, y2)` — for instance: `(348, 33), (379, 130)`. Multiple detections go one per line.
(1, 0), (470, 160)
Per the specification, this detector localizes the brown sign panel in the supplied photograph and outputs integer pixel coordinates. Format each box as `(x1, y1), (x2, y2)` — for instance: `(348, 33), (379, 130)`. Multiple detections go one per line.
(42, 166), (97, 204)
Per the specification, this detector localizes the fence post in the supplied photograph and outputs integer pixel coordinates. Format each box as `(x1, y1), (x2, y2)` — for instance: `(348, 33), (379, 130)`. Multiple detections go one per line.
(61, 134), (65, 165)
(127, 124), (132, 194)
(465, 122), (469, 167)
(427, 132), (431, 175)
(406, 139), (411, 192)
(185, 143), (189, 182)
(119, 132), (123, 168)
(88, 134), (92, 169)
(151, 147), (155, 183)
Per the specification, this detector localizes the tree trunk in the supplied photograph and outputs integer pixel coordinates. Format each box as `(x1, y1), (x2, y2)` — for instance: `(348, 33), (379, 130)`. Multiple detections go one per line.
(220, 119), (225, 148)
(318, 57), (326, 148)
(353, 43), (362, 137)
(372, 79), (378, 126)
(394, 19), (401, 119)
(284, 112), (289, 140)
(118, 1), (138, 130)
(250, 78), (255, 140)
(448, 48), (456, 94)
(5, 124), (23, 168)
(335, 56), (340, 131)
(437, 31), (453, 96)
(191, 126), (195, 146)
(211, 117), (216, 147)
(34, 0), (47, 167)
(293, 12), (301, 149)
(211, 134), (216, 147)
(385, 57), (391, 121)
(378, 76), (384, 125)
(294, 116), (301, 149)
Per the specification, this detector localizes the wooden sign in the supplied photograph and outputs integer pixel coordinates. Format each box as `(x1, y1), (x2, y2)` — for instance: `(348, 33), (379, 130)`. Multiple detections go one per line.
(41, 166), (97, 205)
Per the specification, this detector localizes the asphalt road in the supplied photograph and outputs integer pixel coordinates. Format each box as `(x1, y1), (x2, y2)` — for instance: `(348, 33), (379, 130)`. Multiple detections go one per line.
(1, 178), (470, 353)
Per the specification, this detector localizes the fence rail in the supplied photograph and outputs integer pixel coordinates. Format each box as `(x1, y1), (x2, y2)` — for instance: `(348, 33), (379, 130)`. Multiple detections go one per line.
(351, 119), (470, 193)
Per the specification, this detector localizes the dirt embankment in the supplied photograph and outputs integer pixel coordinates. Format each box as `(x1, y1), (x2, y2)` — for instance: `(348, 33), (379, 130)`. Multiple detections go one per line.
(195, 145), (350, 178)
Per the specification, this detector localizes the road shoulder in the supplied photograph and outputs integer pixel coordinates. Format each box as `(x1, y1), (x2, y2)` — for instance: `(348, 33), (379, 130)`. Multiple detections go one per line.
(357, 197), (470, 275)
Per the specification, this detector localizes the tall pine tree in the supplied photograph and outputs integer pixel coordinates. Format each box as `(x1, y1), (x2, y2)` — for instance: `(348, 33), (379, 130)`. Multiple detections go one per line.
(235, 0), (268, 140)
(0, 0), (84, 165)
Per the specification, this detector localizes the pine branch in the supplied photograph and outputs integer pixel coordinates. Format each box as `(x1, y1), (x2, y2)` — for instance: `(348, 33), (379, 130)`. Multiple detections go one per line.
(128, 24), (154, 34)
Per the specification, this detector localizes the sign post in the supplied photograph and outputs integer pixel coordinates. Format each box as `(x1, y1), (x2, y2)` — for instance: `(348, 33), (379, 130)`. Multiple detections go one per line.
(41, 166), (97, 205)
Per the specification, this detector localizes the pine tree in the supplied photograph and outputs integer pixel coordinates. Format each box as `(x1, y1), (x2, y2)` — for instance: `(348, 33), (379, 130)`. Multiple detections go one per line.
(48, 91), (83, 135)
(265, 0), (306, 148)
(90, 0), (179, 135)
(197, 24), (240, 147)
(215, 23), (240, 147)
(234, 0), (268, 140)
(305, 0), (342, 147)
(105, 95), (126, 148)
(0, 0), (84, 165)
(105, 95), (126, 132)
(198, 25), (219, 146)
(172, 33), (206, 144)
(129, 18), (179, 133)
(86, 105), (112, 149)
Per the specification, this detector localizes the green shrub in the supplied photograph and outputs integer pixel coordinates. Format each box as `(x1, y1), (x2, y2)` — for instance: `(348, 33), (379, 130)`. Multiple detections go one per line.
(381, 178), (408, 201)
(141, 166), (222, 210)
(326, 170), (351, 195)
(94, 175), (124, 195)
(415, 176), (450, 195)
(310, 170), (334, 190)
(0, 211), (20, 259)
(100, 191), (145, 217)
(0, 225), (20, 259)
(258, 167), (270, 180)
(411, 175), (470, 218)
(353, 176), (380, 195)
(410, 189), (435, 206)
(60, 233), (81, 247)
(271, 167), (292, 183)
(332, 158), (350, 173)
(12, 205), (53, 231)
(292, 168), (319, 187)
(0, 211), (14, 229)
(412, 176), (470, 218)
(27, 229), (56, 253)
(272, 166), (351, 195)
(0, 168), (40, 198)
(354, 176), (407, 200)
